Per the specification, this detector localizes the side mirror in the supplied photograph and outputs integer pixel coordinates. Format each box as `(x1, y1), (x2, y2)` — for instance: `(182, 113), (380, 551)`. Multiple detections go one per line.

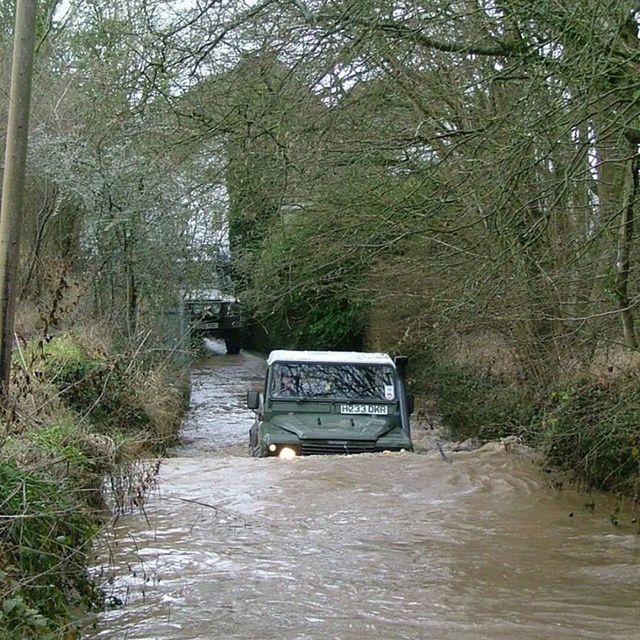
(406, 394), (415, 415)
(247, 390), (261, 410)
(394, 355), (408, 377)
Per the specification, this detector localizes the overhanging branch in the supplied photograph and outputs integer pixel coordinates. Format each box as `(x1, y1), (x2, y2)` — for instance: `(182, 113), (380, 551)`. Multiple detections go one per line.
(288, 1), (527, 58)
(338, 16), (526, 57)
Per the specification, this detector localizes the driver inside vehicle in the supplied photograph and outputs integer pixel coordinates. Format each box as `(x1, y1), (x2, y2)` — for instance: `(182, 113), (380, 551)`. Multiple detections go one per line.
(279, 374), (297, 396)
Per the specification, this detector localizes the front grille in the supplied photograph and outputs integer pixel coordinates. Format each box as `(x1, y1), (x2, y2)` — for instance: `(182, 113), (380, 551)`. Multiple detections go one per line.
(300, 440), (378, 455)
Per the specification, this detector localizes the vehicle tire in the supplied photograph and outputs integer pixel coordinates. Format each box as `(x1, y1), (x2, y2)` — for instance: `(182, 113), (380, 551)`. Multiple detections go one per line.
(224, 332), (241, 354)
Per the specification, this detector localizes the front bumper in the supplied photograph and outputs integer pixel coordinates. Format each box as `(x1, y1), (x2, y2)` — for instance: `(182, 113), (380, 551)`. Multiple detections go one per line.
(260, 438), (412, 457)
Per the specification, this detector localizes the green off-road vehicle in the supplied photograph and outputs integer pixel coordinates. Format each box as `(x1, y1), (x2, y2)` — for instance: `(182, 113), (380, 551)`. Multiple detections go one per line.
(183, 289), (242, 354)
(247, 350), (414, 457)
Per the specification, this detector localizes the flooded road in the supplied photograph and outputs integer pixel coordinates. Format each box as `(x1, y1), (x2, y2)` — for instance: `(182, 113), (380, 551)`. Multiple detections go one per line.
(88, 346), (640, 639)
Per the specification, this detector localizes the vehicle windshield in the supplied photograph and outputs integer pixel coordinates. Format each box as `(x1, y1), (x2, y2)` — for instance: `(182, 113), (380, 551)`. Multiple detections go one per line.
(270, 363), (396, 401)
(203, 303), (222, 314)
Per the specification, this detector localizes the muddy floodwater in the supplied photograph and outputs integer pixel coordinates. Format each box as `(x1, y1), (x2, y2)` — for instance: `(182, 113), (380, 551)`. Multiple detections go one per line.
(88, 344), (640, 639)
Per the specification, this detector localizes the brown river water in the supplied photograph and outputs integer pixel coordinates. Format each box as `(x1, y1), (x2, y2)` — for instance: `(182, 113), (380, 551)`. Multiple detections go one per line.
(87, 344), (640, 639)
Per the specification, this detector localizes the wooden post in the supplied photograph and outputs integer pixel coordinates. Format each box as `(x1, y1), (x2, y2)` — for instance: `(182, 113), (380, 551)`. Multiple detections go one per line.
(0, 0), (38, 401)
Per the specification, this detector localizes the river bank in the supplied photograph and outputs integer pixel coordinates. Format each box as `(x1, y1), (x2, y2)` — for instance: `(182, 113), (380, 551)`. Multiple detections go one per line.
(407, 345), (640, 496)
(0, 327), (188, 639)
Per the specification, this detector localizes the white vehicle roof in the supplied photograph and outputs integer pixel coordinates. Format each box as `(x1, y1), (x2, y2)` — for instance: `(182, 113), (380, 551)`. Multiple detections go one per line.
(182, 288), (237, 303)
(267, 350), (395, 367)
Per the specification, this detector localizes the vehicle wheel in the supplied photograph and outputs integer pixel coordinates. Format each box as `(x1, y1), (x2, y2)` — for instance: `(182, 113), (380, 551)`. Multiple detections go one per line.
(224, 332), (241, 354)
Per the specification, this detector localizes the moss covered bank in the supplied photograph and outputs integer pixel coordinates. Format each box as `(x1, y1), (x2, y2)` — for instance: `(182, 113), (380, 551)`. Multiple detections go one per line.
(0, 329), (187, 639)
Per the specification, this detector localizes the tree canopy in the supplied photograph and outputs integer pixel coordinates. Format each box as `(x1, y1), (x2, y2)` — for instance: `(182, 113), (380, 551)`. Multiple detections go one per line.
(3, 0), (639, 372)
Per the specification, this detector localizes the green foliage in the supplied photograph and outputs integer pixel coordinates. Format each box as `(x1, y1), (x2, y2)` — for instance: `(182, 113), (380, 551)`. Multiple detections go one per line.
(411, 346), (640, 491)
(410, 355), (537, 441)
(537, 380), (640, 491)
(225, 53), (326, 260)
(32, 335), (102, 386)
(0, 593), (50, 639)
(29, 334), (151, 434)
(60, 359), (151, 433)
(247, 213), (369, 350)
(32, 421), (90, 468)
(296, 299), (365, 350)
(1, 327), (187, 638)
(0, 462), (99, 636)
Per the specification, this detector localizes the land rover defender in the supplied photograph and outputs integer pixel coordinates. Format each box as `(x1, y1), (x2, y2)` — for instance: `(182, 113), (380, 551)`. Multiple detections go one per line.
(183, 289), (242, 354)
(247, 350), (414, 457)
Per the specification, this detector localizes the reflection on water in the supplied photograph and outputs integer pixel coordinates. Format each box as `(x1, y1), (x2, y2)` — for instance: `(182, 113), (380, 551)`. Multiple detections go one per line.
(87, 347), (640, 640)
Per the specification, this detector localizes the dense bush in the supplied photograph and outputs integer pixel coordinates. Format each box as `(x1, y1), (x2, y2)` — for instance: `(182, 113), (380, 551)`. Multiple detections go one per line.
(34, 336), (148, 433)
(408, 354), (538, 441)
(410, 350), (640, 492)
(244, 215), (368, 350)
(27, 333), (183, 448)
(0, 462), (99, 638)
(537, 380), (640, 491)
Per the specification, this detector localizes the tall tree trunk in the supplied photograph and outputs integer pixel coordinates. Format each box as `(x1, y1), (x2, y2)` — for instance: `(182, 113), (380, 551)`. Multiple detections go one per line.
(0, 0), (37, 402)
(614, 149), (639, 349)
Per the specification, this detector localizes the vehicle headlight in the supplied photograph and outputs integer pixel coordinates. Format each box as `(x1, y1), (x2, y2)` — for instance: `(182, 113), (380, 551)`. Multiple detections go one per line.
(278, 447), (297, 459)
(268, 444), (277, 452)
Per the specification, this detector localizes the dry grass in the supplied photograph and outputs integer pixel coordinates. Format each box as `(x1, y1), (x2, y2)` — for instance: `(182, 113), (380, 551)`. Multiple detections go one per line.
(446, 331), (520, 379)
(587, 345), (640, 385)
(14, 301), (41, 340)
(132, 366), (185, 447)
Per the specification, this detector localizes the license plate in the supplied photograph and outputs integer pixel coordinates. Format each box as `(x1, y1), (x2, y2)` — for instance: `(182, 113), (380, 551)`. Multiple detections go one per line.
(340, 404), (388, 415)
